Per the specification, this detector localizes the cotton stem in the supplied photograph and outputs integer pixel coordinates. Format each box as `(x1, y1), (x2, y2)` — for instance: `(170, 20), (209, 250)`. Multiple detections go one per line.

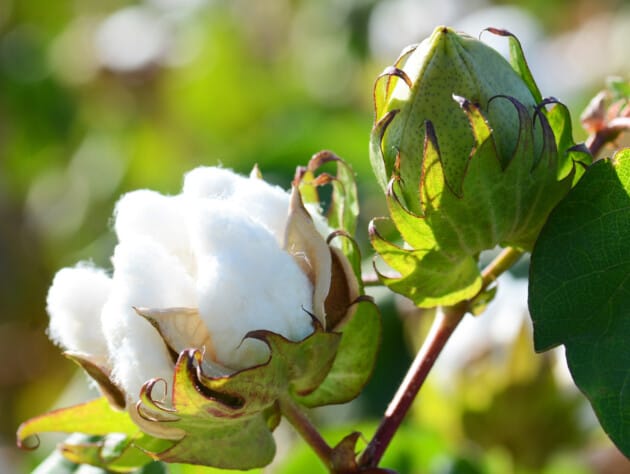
(586, 116), (630, 158)
(359, 247), (523, 468)
(279, 397), (333, 470)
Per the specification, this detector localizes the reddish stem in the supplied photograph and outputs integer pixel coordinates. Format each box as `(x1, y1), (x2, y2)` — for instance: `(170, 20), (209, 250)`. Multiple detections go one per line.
(359, 248), (523, 468)
(358, 305), (465, 467)
(586, 116), (630, 158)
(280, 397), (333, 468)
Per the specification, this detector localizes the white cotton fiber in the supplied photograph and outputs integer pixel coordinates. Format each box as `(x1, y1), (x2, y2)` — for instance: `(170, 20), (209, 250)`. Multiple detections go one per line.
(183, 166), (294, 246)
(229, 177), (291, 246)
(182, 166), (246, 200)
(101, 237), (197, 400)
(114, 190), (193, 272)
(189, 200), (314, 369)
(47, 264), (111, 357)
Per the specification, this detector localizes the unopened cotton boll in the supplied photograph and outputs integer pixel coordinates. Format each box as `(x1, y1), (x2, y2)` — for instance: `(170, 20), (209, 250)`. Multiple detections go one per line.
(47, 264), (111, 357)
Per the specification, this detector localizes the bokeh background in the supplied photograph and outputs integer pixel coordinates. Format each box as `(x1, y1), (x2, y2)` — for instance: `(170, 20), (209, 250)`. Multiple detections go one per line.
(1, 0), (629, 473)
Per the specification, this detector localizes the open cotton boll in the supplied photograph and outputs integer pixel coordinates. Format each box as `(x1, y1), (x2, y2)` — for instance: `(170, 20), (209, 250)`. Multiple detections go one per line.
(114, 190), (193, 273)
(190, 200), (314, 370)
(47, 264), (111, 357)
(101, 237), (197, 401)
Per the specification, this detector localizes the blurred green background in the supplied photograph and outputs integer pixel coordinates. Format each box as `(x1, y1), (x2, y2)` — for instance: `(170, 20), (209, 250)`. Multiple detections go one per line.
(1, 0), (629, 473)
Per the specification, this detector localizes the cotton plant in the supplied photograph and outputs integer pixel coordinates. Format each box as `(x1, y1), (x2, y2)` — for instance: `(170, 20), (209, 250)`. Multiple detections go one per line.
(18, 25), (630, 473)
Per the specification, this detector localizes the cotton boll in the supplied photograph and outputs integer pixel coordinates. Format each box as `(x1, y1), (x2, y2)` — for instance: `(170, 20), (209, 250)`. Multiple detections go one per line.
(47, 264), (111, 357)
(182, 166), (248, 200)
(190, 201), (314, 369)
(101, 237), (197, 400)
(114, 190), (193, 272)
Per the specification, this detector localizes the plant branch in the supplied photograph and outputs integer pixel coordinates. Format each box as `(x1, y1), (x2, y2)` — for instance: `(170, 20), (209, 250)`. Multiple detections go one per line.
(359, 247), (523, 468)
(586, 116), (630, 158)
(481, 247), (524, 288)
(279, 397), (333, 469)
(357, 304), (465, 468)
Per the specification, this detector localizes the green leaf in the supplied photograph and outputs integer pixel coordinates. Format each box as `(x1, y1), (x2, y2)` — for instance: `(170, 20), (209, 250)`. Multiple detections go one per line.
(31, 435), (106, 474)
(607, 76), (630, 102)
(370, 110), (398, 192)
(297, 297), (381, 407)
(58, 433), (171, 472)
(329, 160), (359, 234)
(529, 148), (630, 456)
(17, 397), (141, 447)
(469, 285), (498, 316)
(17, 398), (173, 472)
(34, 451), (166, 474)
(370, 216), (481, 307)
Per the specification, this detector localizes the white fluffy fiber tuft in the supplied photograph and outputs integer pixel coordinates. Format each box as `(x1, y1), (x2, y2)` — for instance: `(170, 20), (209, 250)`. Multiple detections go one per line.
(183, 166), (291, 245)
(101, 237), (197, 401)
(182, 166), (244, 200)
(47, 264), (111, 357)
(114, 190), (193, 272)
(190, 199), (314, 369)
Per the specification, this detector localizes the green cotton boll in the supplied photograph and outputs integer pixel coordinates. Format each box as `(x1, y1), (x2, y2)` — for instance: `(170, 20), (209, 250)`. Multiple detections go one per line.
(369, 26), (590, 308)
(372, 27), (538, 199)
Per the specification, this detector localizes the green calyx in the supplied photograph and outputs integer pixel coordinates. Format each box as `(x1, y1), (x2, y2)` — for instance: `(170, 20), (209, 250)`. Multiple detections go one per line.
(370, 26), (591, 308)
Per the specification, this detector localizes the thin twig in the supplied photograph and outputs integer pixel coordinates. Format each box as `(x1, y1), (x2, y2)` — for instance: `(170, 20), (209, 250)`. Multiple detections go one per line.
(585, 116), (630, 158)
(481, 247), (524, 288)
(279, 397), (333, 469)
(358, 304), (465, 467)
(359, 247), (523, 468)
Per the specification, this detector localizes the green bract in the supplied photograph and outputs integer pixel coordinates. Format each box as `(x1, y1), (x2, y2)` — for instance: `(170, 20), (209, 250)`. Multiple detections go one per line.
(370, 26), (590, 308)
